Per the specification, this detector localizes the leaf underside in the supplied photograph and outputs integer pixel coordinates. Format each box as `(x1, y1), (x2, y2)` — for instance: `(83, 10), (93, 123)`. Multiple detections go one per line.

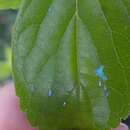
(0, 0), (21, 9)
(12, 0), (130, 130)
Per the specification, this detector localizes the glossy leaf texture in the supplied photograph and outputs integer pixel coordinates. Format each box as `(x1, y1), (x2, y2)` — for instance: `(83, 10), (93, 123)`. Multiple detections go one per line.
(12, 0), (130, 130)
(0, 0), (21, 9)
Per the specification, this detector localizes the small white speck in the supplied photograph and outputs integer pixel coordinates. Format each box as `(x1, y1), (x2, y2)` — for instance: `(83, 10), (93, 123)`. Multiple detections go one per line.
(99, 80), (102, 87)
(63, 102), (66, 107)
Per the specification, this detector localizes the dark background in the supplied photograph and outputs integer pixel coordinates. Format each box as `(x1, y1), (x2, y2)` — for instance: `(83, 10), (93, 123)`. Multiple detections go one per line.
(0, 10), (17, 60)
(0, 10), (17, 82)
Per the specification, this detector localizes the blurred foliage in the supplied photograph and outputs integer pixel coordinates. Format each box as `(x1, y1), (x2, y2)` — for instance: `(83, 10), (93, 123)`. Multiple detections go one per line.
(0, 0), (21, 9)
(0, 10), (17, 82)
(0, 47), (11, 81)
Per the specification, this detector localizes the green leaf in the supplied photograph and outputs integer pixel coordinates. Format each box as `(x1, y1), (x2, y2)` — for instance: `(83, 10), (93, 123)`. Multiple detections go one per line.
(12, 0), (130, 130)
(0, 0), (21, 9)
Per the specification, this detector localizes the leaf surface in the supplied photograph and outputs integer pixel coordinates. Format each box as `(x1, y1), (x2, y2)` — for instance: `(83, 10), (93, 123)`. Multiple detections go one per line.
(12, 0), (130, 130)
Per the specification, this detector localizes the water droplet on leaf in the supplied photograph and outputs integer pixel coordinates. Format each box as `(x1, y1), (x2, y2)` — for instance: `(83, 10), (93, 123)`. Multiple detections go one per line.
(48, 6), (53, 15)
(48, 89), (52, 97)
(31, 85), (35, 92)
(96, 65), (107, 81)
(104, 86), (109, 97)
(105, 90), (109, 97)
